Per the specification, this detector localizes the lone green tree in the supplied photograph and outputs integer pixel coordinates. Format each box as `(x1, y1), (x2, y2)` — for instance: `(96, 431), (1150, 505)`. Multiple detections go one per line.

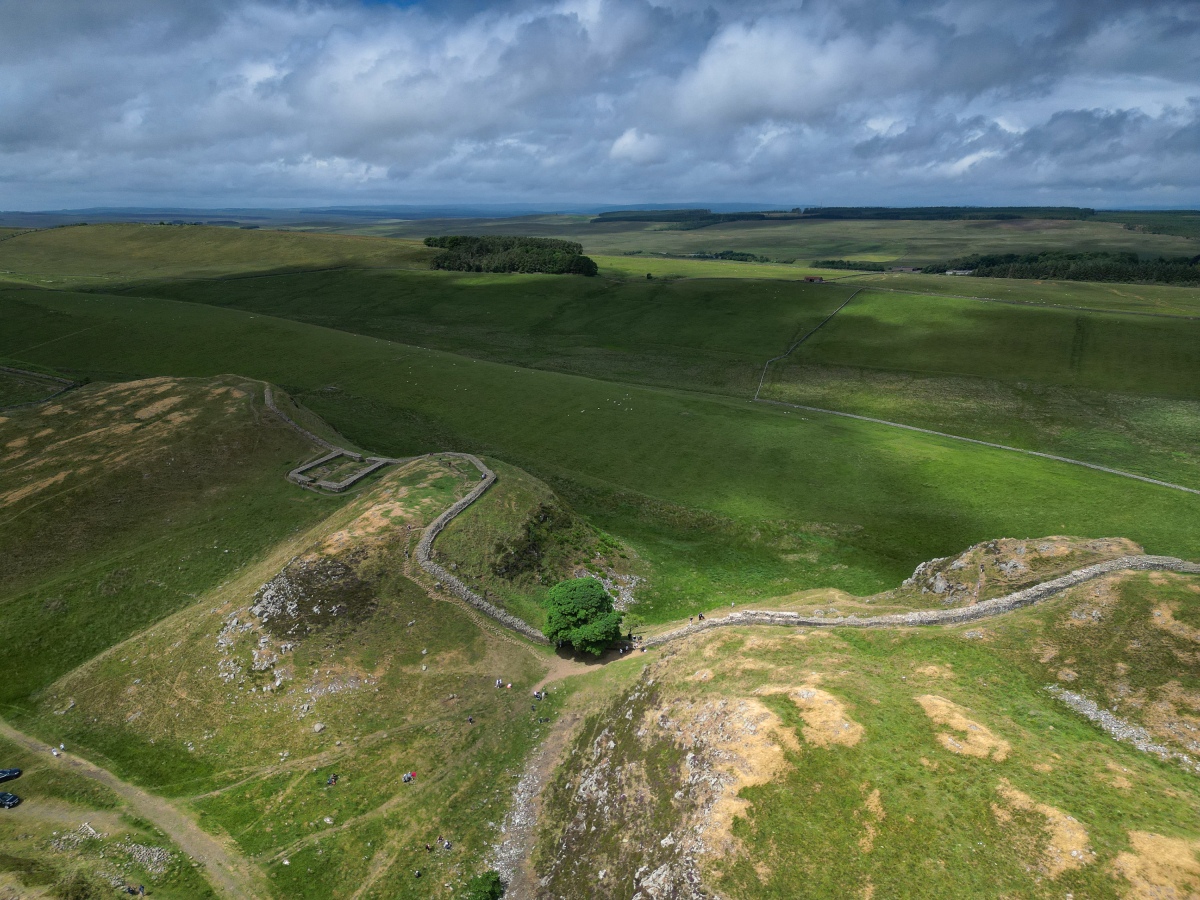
(544, 577), (622, 656)
(463, 870), (505, 900)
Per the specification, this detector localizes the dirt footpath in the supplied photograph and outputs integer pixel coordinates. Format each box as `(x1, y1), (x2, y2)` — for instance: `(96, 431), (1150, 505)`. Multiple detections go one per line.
(0, 719), (268, 900)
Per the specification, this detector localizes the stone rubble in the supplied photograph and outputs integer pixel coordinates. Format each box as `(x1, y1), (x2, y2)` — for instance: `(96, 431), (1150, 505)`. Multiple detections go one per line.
(1046, 685), (1200, 775)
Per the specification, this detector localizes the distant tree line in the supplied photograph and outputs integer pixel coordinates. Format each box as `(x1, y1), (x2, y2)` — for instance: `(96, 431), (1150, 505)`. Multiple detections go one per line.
(424, 236), (598, 276)
(923, 250), (1200, 285)
(812, 259), (888, 271)
(799, 206), (1096, 221)
(590, 206), (1098, 231)
(692, 250), (772, 262)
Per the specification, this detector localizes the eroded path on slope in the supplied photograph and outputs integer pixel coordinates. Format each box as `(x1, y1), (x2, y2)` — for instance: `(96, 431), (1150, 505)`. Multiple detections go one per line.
(0, 719), (268, 900)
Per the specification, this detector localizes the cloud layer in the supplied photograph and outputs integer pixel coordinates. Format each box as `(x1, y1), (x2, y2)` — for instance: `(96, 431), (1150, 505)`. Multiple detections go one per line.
(2, 0), (1199, 207)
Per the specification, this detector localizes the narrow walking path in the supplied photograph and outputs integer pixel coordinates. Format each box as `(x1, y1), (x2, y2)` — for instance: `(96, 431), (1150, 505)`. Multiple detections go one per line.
(0, 719), (267, 900)
(751, 290), (1200, 496)
(755, 397), (1200, 496)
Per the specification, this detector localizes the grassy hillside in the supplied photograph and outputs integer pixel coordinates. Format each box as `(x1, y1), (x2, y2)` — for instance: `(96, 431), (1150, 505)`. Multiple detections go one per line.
(840, 271), (1200, 317)
(435, 459), (643, 629)
(376, 214), (1200, 265)
(775, 289), (1200, 398)
(23, 456), (554, 900)
(0, 374), (342, 707)
(0, 224), (432, 288)
(106, 267), (855, 396)
(0, 732), (217, 899)
(3, 286), (1200, 625)
(535, 571), (1200, 899)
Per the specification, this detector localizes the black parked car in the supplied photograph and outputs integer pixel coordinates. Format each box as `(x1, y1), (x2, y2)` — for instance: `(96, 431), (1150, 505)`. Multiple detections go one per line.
(0, 792), (20, 809)
(0, 769), (21, 784)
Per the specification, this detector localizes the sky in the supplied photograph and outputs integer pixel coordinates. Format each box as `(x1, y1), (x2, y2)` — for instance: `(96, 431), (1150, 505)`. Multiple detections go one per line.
(2, 0), (1199, 210)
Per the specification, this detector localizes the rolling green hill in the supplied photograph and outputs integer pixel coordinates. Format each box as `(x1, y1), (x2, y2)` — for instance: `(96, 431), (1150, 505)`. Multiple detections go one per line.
(4, 284), (1200, 624)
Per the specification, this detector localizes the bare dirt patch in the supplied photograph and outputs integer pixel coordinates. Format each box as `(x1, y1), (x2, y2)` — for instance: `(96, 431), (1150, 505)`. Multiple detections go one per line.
(1111, 831), (1200, 899)
(1151, 603), (1200, 645)
(647, 696), (798, 857)
(133, 395), (185, 420)
(993, 778), (1092, 878)
(760, 677), (864, 748)
(857, 786), (885, 852)
(0, 470), (69, 507)
(916, 695), (1010, 761)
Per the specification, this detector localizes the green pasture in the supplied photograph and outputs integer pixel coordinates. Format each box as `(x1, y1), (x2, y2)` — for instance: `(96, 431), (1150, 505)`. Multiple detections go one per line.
(4, 286), (1200, 624)
(0, 368), (66, 406)
(593, 254), (846, 280)
(107, 266), (853, 396)
(778, 288), (1200, 398)
(0, 223), (432, 287)
(843, 271), (1200, 317)
(761, 365), (1200, 491)
(378, 214), (1200, 266)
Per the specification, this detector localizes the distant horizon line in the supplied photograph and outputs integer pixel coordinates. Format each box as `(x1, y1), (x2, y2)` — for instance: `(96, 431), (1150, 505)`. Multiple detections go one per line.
(3, 203), (1199, 218)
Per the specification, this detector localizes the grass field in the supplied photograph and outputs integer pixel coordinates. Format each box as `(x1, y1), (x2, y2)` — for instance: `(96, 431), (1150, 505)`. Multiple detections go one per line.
(0, 733), (217, 899)
(771, 288), (1200, 399)
(842, 271), (1200, 317)
(593, 254), (848, 280)
(374, 215), (1200, 266)
(0, 224), (432, 289)
(105, 265), (853, 396)
(4, 285), (1200, 627)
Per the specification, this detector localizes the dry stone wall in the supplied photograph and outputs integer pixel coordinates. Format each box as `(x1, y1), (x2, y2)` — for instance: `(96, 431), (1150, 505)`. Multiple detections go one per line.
(415, 453), (549, 643)
(644, 555), (1200, 647)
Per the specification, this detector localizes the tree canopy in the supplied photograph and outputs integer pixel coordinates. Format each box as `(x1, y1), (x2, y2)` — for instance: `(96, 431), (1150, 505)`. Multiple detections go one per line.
(544, 577), (622, 656)
(424, 235), (598, 276)
(923, 250), (1200, 285)
(463, 871), (505, 900)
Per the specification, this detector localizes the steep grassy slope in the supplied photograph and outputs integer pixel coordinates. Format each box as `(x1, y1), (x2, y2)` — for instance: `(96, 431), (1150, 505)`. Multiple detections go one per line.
(24, 456), (554, 900)
(435, 459), (643, 629)
(535, 571), (1200, 899)
(3, 286), (1200, 623)
(0, 375), (341, 708)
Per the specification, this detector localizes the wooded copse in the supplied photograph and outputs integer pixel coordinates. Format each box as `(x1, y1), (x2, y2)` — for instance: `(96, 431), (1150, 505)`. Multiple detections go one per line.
(924, 250), (1200, 284)
(425, 235), (598, 276)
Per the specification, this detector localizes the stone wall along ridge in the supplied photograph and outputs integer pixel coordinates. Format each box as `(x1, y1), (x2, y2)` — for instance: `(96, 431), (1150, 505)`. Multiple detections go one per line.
(414, 453), (548, 644)
(0, 364), (82, 411)
(644, 555), (1200, 647)
(262, 383), (546, 641)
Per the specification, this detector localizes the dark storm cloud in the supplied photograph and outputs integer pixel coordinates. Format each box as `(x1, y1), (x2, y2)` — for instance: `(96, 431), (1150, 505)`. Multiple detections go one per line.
(1, 0), (1198, 207)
